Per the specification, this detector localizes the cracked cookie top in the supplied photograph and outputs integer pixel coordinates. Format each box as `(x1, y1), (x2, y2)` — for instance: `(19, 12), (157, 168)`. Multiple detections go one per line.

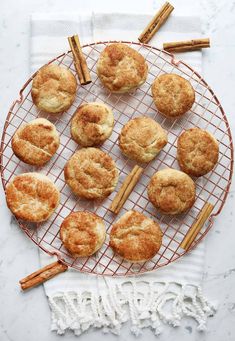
(177, 128), (219, 177)
(119, 116), (168, 163)
(64, 147), (119, 200)
(12, 118), (60, 166)
(6, 172), (60, 222)
(110, 210), (162, 262)
(97, 43), (148, 93)
(151, 73), (195, 118)
(60, 211), (106, 257)
(147, 168), (196, 215)
(71, 102), (114, 147)
(31, 64), (77, 114)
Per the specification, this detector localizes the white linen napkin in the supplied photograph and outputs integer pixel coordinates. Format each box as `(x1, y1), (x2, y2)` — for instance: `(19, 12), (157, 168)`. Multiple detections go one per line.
(30, 12), (216, 336)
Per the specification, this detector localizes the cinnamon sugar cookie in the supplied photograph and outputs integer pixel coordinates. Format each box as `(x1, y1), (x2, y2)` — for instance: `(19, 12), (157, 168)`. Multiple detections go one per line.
(97, 43), (148, 93)
(110, 210), (162, 262)
(6, 173), (60, 222)
(119, 116), (167, 162)
(177, 128), (219, 176)
(147, 168), (196, 215)
(151, 73), (195, 118)
(60, 211), (106, 257)
(12, 118), (60, 166)
(64, 148), (119, 200)
(71, 102), (114, 146)
(31, 64), (77, 114)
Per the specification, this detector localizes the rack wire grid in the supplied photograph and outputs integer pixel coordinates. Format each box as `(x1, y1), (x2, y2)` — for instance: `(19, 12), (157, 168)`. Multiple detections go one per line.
(0, 41), (233, 276)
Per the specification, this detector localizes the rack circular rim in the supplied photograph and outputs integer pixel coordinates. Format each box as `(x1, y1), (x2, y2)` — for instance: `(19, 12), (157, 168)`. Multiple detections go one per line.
(0, 40), (234, 276)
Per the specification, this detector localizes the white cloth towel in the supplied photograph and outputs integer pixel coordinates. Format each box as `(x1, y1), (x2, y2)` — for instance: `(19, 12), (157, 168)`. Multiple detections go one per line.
(30, 12), (216, 336)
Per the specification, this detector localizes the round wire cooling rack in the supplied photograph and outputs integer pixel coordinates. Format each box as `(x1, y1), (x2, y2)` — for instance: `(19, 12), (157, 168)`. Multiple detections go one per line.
(0, 41), (233, 276)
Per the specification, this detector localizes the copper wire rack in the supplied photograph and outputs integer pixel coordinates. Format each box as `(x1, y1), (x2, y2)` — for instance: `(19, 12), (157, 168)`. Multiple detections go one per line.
(0, 41), (233, 276)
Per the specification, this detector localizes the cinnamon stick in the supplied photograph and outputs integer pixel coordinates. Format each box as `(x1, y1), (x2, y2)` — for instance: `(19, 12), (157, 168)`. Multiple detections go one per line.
(180, 202), (214, 251)
(68, 34), (91, 85)
(19, 261), (68, 291)
(138, 2), (174, 44)
(163, 38), (210, 53)
(109, 165), (144, 214)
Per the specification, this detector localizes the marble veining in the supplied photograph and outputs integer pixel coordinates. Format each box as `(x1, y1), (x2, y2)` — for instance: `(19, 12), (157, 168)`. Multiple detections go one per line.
(0, 0), (234, 341)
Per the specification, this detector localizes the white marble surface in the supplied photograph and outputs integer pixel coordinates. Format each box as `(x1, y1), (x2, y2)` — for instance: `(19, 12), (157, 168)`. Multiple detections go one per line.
(0, 0), (235, 340)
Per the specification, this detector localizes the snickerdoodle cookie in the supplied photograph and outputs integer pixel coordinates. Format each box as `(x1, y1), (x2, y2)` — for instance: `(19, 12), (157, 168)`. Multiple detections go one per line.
(64, 148), (119, 200)
(177, 128), (219, 176)
(119, 116), (168, 163)
(71, 102), (114, 146)
(6, 172), (60, 222)
(151, 73), (195, 118)
(12, 118), (60, 166)
(31, 64), (77, 114)
(60, 211), (106, 257)
(97, 43), (148, 93)
(147, 168), (196, 215)
(109, 210), (162, 262)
